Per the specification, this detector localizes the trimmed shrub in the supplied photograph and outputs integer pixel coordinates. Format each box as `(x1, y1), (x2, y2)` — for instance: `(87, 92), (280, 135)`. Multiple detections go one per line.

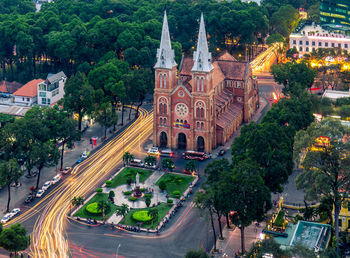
(106, 180), (112, 186)
(123, 191), (132, 196)
(140, 188), (145, 192)
(129, 196), (137, 201)
(167, 199), (174, 204)
(96, 188), (103, 193)
(132, 211), (152, 222)
(85, 202), (102, 215)
(126, 177), (133, 185)
(173, 190), (181, 197)
(145, 197), (151, 207)
(144, 193), (152, 198)
(109, 191), (115, 199)
(159, 181), (166, 191)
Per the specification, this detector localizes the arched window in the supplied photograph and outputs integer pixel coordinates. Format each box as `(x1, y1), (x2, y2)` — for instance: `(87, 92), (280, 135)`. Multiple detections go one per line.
(180, 119), (183, 124)
(196, 108), (200, 118)
(164, 118), (167, 126)
(176, 119), (179, 123)
(196, 77), (199, 91)
(201, 122), (204, 130)
(197, 122), (200, 129)
(201, 77), (204, 91)
(164, 104), (167, 114)
(159, 103), (163, 114)
(201, 108), (204, 118)
(163, 74), (167, 88)
(184, 120), (187, 124)
(160, 118), (163, 126)
(159, 74), (163, 88)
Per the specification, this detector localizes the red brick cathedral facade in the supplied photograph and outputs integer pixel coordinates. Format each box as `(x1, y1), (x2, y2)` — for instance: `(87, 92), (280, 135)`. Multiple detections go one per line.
(153, 12), (259, 153)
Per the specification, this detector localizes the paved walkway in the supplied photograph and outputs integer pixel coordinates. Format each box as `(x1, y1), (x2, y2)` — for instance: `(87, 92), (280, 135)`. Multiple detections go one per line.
(0, 109), (137, 214)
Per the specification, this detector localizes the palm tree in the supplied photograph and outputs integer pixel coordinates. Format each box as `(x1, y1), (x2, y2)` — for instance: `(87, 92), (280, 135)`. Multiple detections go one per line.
(122, 152), (134, 166)
(115, 203), (129, 218)
(147, 208), (158, 228)
(71, 196), (84, 206)
(144, 155), (156, 167)
(97, 200), (110, 222)
(184, 160), (196, 173)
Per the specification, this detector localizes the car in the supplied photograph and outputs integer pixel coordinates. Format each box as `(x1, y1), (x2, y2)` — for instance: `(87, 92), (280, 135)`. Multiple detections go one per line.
(147, 147), (160, 156)
(42, 181), (52, 191)
(24, 194), (34, 204)
(10, 208), (20, 217)
(36, 189), (45, 198)
(62, 167), (72, 174)
(130, 159), (144, 167)
(1, 214), (12, 224)
(51, 174), (61, 184)
(218, 149), (226, 156)
(81, 150), (90, 159)
(145, 163), (157, 169)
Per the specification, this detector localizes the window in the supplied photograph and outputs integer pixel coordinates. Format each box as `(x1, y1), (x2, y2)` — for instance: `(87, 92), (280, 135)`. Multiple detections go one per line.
(22, 97), (24, 101)
(47, 99), (50, 105)
(201, 77), (204, 91)
(312, 41), (315, 46)
(159, 74), (163, 88)
(293, 40), (296, 45)
(39, 92), (46, 97)
(345, 44), (348, 48)
(197, 122), (200, 129)
(176, 119), (179, 123)
(164, 104), (167, 114)
(319, 42), (322, 47)
(196, 107), (200, 118)
(163, 74), (166, 88)
(38, 84), (46, 91)
(306, 41), (309, 46)
(237, 97), (242, 102)
(299, 40), (303, 45)
(184, 120), (187, 124)
(312, 48), (315, 52)
(338, 43), (341, 48)
(325, 42), (328, 47)
(332, 43), (335, 47)
(306, 47), (309, 52)
(200, 108), (204, 118)
(41, 98), (46, 105)
(27, 98), (29, 101)
(201, 122), (204, 130)
(299, 47), (303, 52)
(159, 103), (163, 114)
(164, 118), (167, 126)
(160, 117), (163, 126)
(237, 82), (241, 88)
(196, 77), (199, 91)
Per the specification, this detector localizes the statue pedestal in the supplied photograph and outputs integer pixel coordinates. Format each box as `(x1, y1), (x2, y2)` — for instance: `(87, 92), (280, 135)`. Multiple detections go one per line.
(133, 186), (142, 197)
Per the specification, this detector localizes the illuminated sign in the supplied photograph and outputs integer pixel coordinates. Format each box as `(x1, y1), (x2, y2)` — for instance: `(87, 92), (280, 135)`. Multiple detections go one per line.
(173, 122), (190, 129)
(315, 136), (330, 147)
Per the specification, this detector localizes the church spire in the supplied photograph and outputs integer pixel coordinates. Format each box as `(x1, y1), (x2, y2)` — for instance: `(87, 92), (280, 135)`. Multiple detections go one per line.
(154, 11), (176, 69)
(192, 13), (213, 73)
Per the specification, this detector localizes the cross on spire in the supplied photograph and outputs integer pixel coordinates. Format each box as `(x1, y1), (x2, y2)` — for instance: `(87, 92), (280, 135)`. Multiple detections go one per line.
(192, 13), (213, 73)
(154, 11), (176, 69)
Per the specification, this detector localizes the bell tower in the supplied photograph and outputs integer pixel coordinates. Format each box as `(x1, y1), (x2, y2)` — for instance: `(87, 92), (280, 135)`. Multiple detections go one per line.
(153, 11), (177, 148)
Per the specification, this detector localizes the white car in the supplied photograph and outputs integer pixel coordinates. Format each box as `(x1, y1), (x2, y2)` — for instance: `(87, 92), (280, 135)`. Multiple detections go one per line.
(10, 208), (20, 217)
(42, 181), (52, 191)
(147, 147), (160, 156)
(36, 189), (45, 198)
(81, 151), (88, 159)
(1, 214), (12, 223)
(51, 174), (61, 185)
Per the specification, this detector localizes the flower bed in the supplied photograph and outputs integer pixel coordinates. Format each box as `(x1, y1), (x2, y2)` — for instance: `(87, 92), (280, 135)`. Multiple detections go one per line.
(132, 211), (152, 222)
(110, 167), (153, 188)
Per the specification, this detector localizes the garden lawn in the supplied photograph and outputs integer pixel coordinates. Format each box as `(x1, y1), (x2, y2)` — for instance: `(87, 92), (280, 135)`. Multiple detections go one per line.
(73, 193), (117, 221)
(119, 203), (172, 230)
(110, 167), (153, 188)
(156, 173), (194, 198)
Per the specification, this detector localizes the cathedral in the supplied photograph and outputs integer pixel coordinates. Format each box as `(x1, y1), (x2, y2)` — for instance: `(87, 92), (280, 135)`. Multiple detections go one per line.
(153, 12), (259, 153)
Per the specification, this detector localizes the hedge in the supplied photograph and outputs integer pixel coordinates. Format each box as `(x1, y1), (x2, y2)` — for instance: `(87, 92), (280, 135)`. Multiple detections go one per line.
(132, 211), (152, 222)
(129, 196), (137, 201)
(85, 202), (102, 215)
(123, 191), (132, 195)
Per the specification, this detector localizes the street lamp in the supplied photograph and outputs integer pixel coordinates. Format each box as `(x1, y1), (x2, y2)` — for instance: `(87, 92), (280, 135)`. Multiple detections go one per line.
(116, 243), (121, 258)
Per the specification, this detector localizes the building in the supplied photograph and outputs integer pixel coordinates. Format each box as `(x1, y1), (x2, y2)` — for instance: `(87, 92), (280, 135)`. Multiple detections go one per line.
(322, 89), (350, 101)
(153, 12), (259, 153)
(37, 71), (66, 106)
(0, 81), (23, 97)
(13, 79), (44, 106)
(320, 0), (350, 32)
(289, 23), (350, 54)
(334, 197), (350, 232)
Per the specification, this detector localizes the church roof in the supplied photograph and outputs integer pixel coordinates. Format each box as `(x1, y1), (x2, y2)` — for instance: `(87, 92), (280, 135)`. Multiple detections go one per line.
(216, 61), (248, 80)
(216, 103), (242, 128)
(179, 57), (194, 76)
(154, 11), (176, 69)
(215, 50), (237, 62)
(191, 13), (214, 73)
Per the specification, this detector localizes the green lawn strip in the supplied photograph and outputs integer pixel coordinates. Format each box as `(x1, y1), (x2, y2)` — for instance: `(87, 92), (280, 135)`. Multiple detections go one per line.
(110, 167), (153, 188)
(119, 203), (173, 230)
(273, 211), (285, 227)
(155, 173), (194, 198)
(73, 193), (117, 220)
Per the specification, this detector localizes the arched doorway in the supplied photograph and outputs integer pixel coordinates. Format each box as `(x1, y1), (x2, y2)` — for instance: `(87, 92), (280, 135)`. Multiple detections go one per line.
(177, 133), (187, 149)
(197, 136), (205, 152)
(160, 132), (167, 148)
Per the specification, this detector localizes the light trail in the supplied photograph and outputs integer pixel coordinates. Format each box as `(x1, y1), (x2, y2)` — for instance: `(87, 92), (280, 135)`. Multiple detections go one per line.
(23, 108), (154, 257)
(251, 43), (283, 73)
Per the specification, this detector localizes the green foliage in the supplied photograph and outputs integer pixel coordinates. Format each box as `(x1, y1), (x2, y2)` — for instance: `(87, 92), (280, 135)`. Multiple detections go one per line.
(0, 114), (14, 128)
(266, 33), (284, 45)
(0, 223), (30, 255)
(110, 167), (152, 188)
(335, 97), (350, 107)
(273, 211), (285, 227)
(156, 174), (194, 197)
(140, 188), (145, 192)
(71, 196), (84, 207)
(126, 177), (133, 185)
(145, 197), (151, 208)
(173, 190), (181, 197)
(167, 199), (174, 204)
(144, 193), (152, 198)
(85, 202), (102, 215)
(122, 152), (134, 166)
(144, 155), (156, 167)
(184, 160), (196, 173)
(338, 105), (350, 119)
(123, 191), (131, 196)
(162, 158), (174, 171)
(106, 180), (112, 186)
(115, 203), (129, 218)
(269, 5), (299, 37)
(108, 191), (115, 199)
(96, 188), (103, 193)
(184, 249), (209, 258)
(158, 180), (167, 191)
(129, 196), (137, 201)
(132, 210), (152, 222)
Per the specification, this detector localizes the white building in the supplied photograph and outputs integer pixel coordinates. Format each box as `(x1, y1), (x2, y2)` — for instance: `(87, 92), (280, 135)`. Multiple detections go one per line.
(290, 24), (350, 54)
(322, 89), (350, 101)
(13, 79), (44, 106)
(37, 71), (67, 106)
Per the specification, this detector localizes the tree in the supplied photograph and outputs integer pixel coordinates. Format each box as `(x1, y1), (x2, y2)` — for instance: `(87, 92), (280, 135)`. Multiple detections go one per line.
(0, 223), (30, 256)
(184, 249), (209, 258)
(145, 197), (151, 207)
(147, 207), (158, 227)
(158, 181), (166, 191)
(62, 72), (95, 132)
(184, 160), (196, 173)
(115, 203), (129, 218)
(162, 158), (174, 172)
(246, 238), (288, 258)
(294, 119), (350, 251)
(109, 191), (115, 200)
(229, 160), (271, 254)
(144, 155), (156, 167)
(269, 5), (299, 37)
(71, 196), (84, 207)
(97, 200), (110, 222)
(0, 159), (23, 212)
(122, 152), (134, 166)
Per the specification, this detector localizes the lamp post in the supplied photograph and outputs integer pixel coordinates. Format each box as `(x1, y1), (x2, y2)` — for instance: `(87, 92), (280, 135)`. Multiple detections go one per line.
(116, 243), (121, 258)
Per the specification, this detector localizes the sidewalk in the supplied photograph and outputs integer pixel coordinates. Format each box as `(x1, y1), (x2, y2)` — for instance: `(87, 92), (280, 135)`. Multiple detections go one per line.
(0, 108), (137, 214)
(213, 222), (266, 257)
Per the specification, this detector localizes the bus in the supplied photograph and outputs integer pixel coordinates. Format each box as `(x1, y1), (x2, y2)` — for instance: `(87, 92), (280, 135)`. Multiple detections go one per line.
(160, 149), (173, 157)
(182, 151), (209, 161)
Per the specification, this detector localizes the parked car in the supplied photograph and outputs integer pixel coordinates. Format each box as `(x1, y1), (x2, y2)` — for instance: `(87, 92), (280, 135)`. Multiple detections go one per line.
(36, 189), (45, 198)
(1, 214), (12, 223)
(24, 194), (34, 204)
(147, 147), (160, 156)
(62, 167), (72, 174)
(42, 181), (52, 191)
(10, 208), (20, 217)
(81, 150), (90, 159)
(130, 159), (144, 167)
(144, 163), (157, 169)
(51, 174), (61, 184)
(218, 149), (226, 156)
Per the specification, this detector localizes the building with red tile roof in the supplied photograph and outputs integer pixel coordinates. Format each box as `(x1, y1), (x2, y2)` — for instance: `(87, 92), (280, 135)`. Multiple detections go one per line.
(153, 12), (259, 153)
(13, 79), (44, 106)
(0, 81), (23, 96)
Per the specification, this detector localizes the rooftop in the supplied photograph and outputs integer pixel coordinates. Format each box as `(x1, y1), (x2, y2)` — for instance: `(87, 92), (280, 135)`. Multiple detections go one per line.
(322, 89), (350, 100)
(0, 81), (23, 94)
(291, 24), (350, 40)
(13, 79), (44, 97)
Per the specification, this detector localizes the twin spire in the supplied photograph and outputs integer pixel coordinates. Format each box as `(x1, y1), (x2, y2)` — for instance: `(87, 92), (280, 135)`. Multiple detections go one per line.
(155, 11), (213, 73)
